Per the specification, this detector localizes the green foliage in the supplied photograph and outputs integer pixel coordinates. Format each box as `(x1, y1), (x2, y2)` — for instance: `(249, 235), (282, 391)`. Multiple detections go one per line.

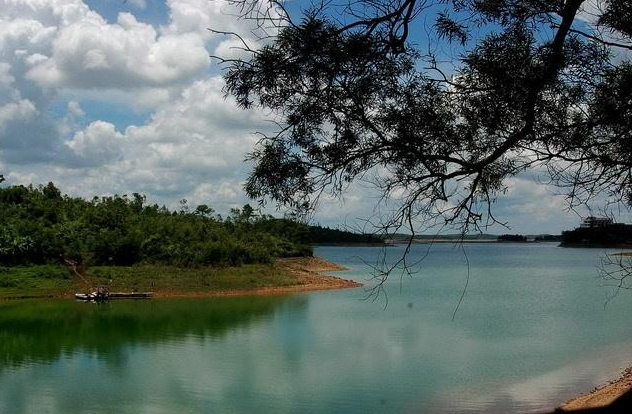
(223, 0), (632, 235)
(0, 265), (72, 293)
(309, 225), (383, 244)
(497, 234), (527, 242)
(89, 264), (300, 293)
(562, 224), (632, 246)
(0, 183), (313, 267)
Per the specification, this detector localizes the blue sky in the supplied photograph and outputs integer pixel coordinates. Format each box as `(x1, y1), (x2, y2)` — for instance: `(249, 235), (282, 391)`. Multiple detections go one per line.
(0, 0), (629, 234)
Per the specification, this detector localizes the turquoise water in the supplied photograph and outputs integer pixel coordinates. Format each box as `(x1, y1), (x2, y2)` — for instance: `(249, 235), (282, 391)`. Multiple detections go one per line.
(1, 243), (631, 413)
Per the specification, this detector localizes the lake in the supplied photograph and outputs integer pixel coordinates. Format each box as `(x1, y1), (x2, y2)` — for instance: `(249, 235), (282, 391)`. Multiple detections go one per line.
(1, 243), (631, 413)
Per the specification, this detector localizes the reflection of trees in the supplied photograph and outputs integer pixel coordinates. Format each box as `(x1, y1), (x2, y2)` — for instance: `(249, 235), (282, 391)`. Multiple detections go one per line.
(0, 296), (306, 369)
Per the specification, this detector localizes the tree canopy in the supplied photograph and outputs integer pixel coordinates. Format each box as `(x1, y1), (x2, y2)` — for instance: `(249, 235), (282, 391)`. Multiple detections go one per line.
(220, 0), (632, 236)
(0, 183), (312, 267)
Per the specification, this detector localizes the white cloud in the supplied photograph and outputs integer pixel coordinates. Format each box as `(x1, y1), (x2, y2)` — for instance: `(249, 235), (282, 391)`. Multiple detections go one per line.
(1, 0), (627, 233)
(0, 99), (38, 132)
(67, 100), (84, 117)
(25, 11), (210, 89)
(67, 120), (123, 166)
(164, 0), (231, 38)
(577, 1), (632, 62)
(0, 0), (273, 206)
(504, 177), (571, 221)
(164, 0), (282, 51)
(31, 75), (265, 208)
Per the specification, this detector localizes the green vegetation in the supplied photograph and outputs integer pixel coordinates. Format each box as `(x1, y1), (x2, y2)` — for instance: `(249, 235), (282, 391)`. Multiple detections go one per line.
(224, 1), (632, 240)
(309, 224), (383, 244)
(561, 224), (632, 247)
(0, 183), (376, 298)
(90, 263), (300, 293)
(497, 234), (527, 242)
(0, 182), (311, 268)
(0, 262), (303, 298)
(0, 265), (73, 297)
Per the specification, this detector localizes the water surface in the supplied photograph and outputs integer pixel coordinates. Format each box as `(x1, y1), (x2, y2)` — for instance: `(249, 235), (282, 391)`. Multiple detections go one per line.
(1, 243), (631, 413)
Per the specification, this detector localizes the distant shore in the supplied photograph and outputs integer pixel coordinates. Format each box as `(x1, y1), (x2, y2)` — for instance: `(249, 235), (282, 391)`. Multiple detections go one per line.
(394, 238), (529, 244)
(312, 242), (391, 247)
(410, 239), (497, 243)
(557, 366), (632, 411)
(560, 243), (632, 248)
(0, 256), (362, 300)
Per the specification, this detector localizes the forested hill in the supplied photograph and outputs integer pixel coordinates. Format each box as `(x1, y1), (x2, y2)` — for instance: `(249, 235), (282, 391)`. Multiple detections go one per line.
(0, 183), (312, 267)
(309, 225), (383, 245)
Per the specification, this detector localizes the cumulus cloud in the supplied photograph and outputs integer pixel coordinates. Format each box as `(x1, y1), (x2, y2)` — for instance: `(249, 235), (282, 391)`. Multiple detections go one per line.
(0, 0), (281, 212)
(67, 120), (123, 166)
(502, 176), (576, 226)
(0, 0), (265, 105)
(40, 75), (265, 208)
(165, 0), (240, 38)
(1, 0), (626, 233)
(0, 99), (37, 132)
(26, 11), (210, 89)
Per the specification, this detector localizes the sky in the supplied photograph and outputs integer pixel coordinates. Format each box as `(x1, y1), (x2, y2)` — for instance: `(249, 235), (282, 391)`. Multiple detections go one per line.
(0, 0), (630, 235)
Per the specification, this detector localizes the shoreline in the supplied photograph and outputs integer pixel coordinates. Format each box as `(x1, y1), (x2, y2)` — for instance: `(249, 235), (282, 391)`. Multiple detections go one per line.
(557, 366), (632, 411)
(0, 256), (362, 301)
(153, 256), (362, 298)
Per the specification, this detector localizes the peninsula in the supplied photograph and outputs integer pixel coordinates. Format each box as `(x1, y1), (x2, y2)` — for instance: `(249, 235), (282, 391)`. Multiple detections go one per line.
(0, 183), (362, 300)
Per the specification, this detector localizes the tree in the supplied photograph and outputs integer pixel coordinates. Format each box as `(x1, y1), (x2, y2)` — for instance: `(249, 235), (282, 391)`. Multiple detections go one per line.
(42, 182), (62, 200)
(194, 204), (215, 217)
(0, 182), (314, 266)
(219, 0), (631, 240)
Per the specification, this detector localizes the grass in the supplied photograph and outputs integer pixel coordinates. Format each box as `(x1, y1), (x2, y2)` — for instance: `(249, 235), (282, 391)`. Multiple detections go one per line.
(89, 264), (301, 293)
(0, 263), (303, 298)
(0, 265), (74, 297)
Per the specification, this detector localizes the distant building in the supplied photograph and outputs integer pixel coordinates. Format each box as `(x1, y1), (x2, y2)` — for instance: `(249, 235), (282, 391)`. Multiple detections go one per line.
(561, 217), (632, 247)
(579, 216), (613, 228)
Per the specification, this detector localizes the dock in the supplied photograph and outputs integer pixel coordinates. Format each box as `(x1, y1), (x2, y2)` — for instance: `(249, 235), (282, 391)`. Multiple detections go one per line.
(108, 292), (153, 299)
(75, 290), (154, 301)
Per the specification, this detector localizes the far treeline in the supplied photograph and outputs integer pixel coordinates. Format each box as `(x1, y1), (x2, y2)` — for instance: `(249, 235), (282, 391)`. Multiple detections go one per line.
(0, 183), (381, 268)
(497, 234), (562, 242)
(408, 234), (562, 242)
(561, 224), (632, 247)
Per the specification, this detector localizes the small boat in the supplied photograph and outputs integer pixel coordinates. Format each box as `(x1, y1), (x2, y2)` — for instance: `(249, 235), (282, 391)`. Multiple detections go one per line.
(75, 291), (108, 301)
(75, 291), (153, 301)
(75, 284), (110, 301)
(75, 292), (93, 300)
(109, 292), (153, 299)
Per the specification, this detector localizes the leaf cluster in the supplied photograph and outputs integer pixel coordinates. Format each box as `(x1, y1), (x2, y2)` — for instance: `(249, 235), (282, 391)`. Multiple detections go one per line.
(0, 183), (312, 267)
(222, 0), (632, 236)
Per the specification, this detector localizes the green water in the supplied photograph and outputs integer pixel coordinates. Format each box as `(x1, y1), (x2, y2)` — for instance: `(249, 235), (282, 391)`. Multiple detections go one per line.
(1, 243), (631, 413)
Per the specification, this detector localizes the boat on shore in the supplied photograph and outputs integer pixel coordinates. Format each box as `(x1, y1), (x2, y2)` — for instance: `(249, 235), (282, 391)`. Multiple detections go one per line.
(75, 292), (101, 301)
(75, 291), (153, 301)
